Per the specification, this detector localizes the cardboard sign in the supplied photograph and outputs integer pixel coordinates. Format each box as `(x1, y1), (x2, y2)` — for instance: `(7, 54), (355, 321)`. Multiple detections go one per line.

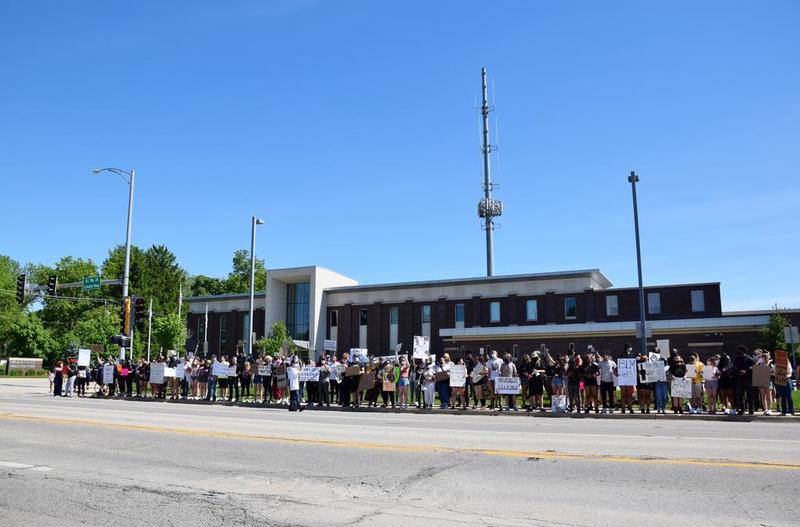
(227, 366), (237, 377)
(149, 363), (165, 384)
(336, 364), (347, 376)
(494, 376), (521, 394)
(324, 339), (337, 351)
(299, 366), (320, 382)
(344, 365), (361, 377)
(91, 343), (104, 356)
(102, 364), (114, 385)
(357, 372), (376, 392)
(258, 365), (272, 377)
(412, 336), (430, 360)
(774, 351), (789, 387)
(751, 364), (771, 388)
(275, 365), (287, 389)
(655, 339), (670, 359)
(551, 394), (567, 412)
(641, 362), (666, 383)
(617, 358), (637, 386)
(78, 349), (91, 367)
(449, 365), (467, 387)
(382, 378), (396, 392)
(671, 378), (692, 399)
(470, 364), (486, 383)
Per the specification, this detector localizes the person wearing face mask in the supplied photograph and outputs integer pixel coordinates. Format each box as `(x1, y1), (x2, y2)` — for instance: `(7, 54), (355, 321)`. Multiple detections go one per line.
(499, 353), (519, 411)
(434, 355), (451, 409)
(486, 350), (503, 410)
(422, 359), (436, 409)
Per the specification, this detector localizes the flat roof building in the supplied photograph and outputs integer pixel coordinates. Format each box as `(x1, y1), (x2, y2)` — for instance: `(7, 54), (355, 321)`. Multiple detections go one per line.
(185, 266), (794, 360)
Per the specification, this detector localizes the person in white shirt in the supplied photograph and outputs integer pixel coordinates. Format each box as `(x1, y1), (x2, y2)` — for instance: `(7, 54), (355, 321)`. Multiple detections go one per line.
(287, 358), (303, 412)
(702, 357), (720, 414)
(487, 350), (503, 410)
(599, 354), (617, 413)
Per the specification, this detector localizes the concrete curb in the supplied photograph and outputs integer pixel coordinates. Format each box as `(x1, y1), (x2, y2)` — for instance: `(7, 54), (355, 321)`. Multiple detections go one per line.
(93, 395), (799, 422)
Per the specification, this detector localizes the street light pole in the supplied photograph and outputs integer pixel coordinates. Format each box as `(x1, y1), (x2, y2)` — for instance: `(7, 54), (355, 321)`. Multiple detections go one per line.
(248, 216), (264, 357)
(93, 167), (135, 361)
(628, 171), (648, 355)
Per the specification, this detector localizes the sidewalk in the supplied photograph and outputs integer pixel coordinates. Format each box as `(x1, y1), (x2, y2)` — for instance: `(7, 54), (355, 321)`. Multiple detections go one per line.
(102, 394), (799, 422)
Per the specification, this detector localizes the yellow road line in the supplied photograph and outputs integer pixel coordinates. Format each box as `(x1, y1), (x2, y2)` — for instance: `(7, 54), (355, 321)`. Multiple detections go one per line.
(2, 412), (798, 471)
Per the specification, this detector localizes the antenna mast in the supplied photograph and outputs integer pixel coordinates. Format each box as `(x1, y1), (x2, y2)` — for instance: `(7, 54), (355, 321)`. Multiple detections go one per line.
(477, 66), (502, 276)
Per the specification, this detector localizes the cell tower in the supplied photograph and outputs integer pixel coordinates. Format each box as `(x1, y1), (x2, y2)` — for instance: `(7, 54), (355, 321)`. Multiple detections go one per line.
(477, 66), (502, 276)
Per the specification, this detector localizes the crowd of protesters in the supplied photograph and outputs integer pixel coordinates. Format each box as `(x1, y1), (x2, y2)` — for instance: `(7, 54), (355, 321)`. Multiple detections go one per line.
(48, 343), (797, 416)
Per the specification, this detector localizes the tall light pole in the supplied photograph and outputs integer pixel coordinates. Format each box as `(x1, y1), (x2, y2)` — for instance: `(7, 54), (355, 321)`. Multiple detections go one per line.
(628, 171), (648, 355)
(93, 167), (135, 360)
(248, 216), (264, 357)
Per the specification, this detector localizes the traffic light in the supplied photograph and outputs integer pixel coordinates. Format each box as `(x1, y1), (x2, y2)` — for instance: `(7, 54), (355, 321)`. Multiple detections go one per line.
(121, 297), (131, 336)
(16, 273), (26, 306)
(111, 335), (131, 347)
(47, 275), (58, 297)
(134, 297), (147, 322)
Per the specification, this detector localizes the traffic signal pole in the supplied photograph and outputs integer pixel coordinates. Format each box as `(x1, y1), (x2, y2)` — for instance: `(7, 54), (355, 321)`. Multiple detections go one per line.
(120, 170), (135, 360)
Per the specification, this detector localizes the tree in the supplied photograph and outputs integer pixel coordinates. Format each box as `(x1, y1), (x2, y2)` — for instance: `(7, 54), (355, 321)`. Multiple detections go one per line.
(64, 306), (120, 350)
(760, 311), (789, 352)
(224, 249), (266, 294)
(5, 313), (55, 360)
(101, 244), (145, 299)
(255, 321), (293, 357)
(139, 245), (187, 316)
(152, 313), (188, 354)
(189, 275), (227, 297)
(0, 255), (24, 345)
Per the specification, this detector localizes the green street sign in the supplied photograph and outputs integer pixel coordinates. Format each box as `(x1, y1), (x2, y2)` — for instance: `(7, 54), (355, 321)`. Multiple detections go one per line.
(83, 276), (102, 291)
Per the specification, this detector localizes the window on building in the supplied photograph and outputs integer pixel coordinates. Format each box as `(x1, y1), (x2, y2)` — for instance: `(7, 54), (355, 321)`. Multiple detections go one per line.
(564, 297), (577, 319)
(197, 317), (205, 343)
(389, 306), (399, 350)
(242, 313), (250, 347)
(647, 292), (661, 315)
(285, 282), (310, 341)
(526, 299), (538, 321)
(422, 305), (431, 324)
(512, 344), (519, 359)
(359, 309), (368, 326)
(691, 290), (705, 312)
(329, 310), (338, 327)
(390, 306), (398, 325)
(455, 303), (465, 323)
(489, 301), (500, 323)
(219, 315), (227, 350)
(606, 295), (619, 316)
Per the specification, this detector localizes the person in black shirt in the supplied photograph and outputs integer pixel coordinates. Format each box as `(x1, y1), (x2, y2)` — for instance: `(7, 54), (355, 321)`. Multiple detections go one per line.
(733, 345), (755, 415)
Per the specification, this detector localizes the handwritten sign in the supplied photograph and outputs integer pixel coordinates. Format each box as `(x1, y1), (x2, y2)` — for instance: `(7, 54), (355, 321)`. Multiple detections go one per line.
(299, 366), (320, 382)
(494, 376), (521, 394)
(275, 365), (287, 389)
(149, 363), (165, 384)
(641, 362), (666, 383)
(470, 364), (486, 383)
(175, 365), (185, 379)
(102, 364), (114, 385)
(774, 350), (789, 387)
(551, 394), (567, 412)
(78, 349), (91, 367)
(449, 365), (467, 387)
(258, 365), (272, 377)
(412, 336), (430, 360)
(617, 358), (637, 386)
(211, 362), (227, 377)
(324, 339), (337, 351)
(671, 378), (692, 399)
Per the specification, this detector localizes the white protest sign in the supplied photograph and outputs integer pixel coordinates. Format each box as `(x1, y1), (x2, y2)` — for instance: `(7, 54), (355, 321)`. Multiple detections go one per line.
(211, 362), (228, 377)
(394, 343), (403, 353)
(149, 363), (165, 384)
(641, 362), (666, 383)
(164, 367), (176, 378)
(470, 363), (487, 383)
(77, 349), (91, 367)
(686, 364), (696, 380)
(328, 363), (340, 381)
(175, 365), (185, 379)
(298, 366), (320, 382)
(449, 365), (467, 387)
(380, 355), (400, 365)
(227, 366), (237, 377)
(324, 339), (337, 351)
(671, 377), (692, 399)
(349, 348), (367, 360)
(494, 376), (521, 394)
(412, 336), (430, 360)
(551, 394), (567, 412)
(258, 365), (272, 377)
(102, 364), (114, 385)
(336, 364), (347, 377)
(648, 352), (660, 363)
(617, 358), (637, 386)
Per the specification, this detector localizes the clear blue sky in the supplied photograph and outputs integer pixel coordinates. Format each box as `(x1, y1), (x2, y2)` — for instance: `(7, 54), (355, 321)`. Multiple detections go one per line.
(1, 1), (798, 310)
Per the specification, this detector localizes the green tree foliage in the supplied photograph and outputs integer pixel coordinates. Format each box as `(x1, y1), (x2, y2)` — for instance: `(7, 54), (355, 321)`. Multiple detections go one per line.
(4, 313), (55, 359)
(223, 249), (266, 294)
(255, 321), (293, 357)
(189, 275), (227, 297)
(152, 313), (187, 354)
(0, 255), (25, 345)
(760, 311), (789, 351)
(64, 306), (120, 350)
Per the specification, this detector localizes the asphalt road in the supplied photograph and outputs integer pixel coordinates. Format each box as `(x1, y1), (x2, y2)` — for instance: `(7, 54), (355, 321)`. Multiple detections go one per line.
(1, 378), (798, 527)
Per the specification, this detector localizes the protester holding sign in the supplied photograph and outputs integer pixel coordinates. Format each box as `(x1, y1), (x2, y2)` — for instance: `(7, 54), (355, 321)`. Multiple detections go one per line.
(636, 354), (652, 414)
(317, 358), (331, 407)
(434, 355), (451, 409)
(669, 353), (687, 413)
(754, 351), (773, 416)
(397, 355), (411, 409)
(486, 351), (502, 410)
(583, 352), (600, 414)
(287, 358), (302, 411)
(702, 356), (720, 414)
(499, 353), (519, 411)
(733, 346), (755, 415)
(421, 360), (436, 409)
(527, 353), (546, 412)
(774, 351), (794, 415)
(598, 354), (616, 413)
(449, 359), (468, 409)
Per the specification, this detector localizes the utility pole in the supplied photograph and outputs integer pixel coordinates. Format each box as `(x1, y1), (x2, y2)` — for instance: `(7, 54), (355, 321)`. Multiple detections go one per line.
(204, 303), (209, 356)
(146, 299), (153, 362)
(628, 171), (648, 355)
(248, 216), (264, 357)
(477, 67), (502, 276)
